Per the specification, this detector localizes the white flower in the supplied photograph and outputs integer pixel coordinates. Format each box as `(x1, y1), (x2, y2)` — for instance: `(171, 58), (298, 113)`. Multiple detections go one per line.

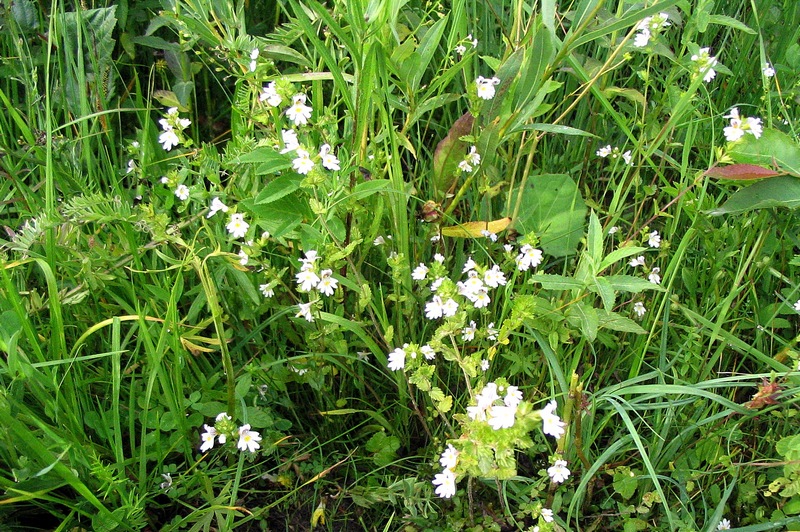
(412, 263), (429, 281)
(608, 226), (619, 235)
(547, 459), (571, 484)
(238, 248), (249, 266)
(691, 47), (718, 83)
(286, 93), (312, 126)
(468, 34), (478, 47)
(648, 230), (661, 248)
(744, 116), (763, 139)
(504, 386), (523, 408)
(126, 159), (136, 174)
(440, 444), (459, 470)
(763, 63), (775, 77)
(296, 301), (315, 322)
(633, 27), (651, 47)
(207, 197), (229, 218)
(226, 213), (250, 239)
(280, 129), (299, 153)
(486, 322), (498, 341)
(216, 412), (232, 423)
(462, 320), (477, 341)
(476, 382), (499, 409)
(539, 400), (566, 439)
(425, 295), (445, 319)
(292, 148), (315, 175)
(596, 145), (612, 157)
(516, 244), (543, 271)
(629, 256), (645, 268)
(622, 150), (633, 165)
(723, 108), (745, 142)
(458, 146), (481, 172)
(199, 424), (217, 452)
(484, 266), (507, 288)
(158, 128), (180, 151)
(319, 144), (340, 171)
(434, 253), (445, 263)
(421, 344), (436, 360)
(160, 473), (173, 491)
(249, 48), (259, 72)
(373, 236), (386, 246)
(237, 424), (262, 453)
(388, 347), (406, 371)
(794, 299), (800, 313)
(317, 269), (338, 296)
(174, 184), (190, 201)
(432, 468), (457, 498)
(462, 257), (477, 273)
(454, 44), (467, 55)
(430, 276), (446, 292)
(648, 267), (661, 285)
(541, 508), (554, 523)
(488, 405), (517, 430)
(481, 229), (498, 241)
(633, 301), (647, 318)
(475, 76), (501, 100)
(260, 81), (283, 107)
(480, 359), (490, 371)
(296, 269), (321, 292)
(259, 283), (274, 298)
(160, 176), (169, 184)
(717, 518), (731, 530)
(441, 298), (459, 317)
(470, 288), (491, 308)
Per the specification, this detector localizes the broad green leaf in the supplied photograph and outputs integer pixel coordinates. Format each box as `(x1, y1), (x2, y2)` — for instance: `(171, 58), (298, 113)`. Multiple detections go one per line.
(704, 164), (784, 181)
(514, 173), (587, 257)
(235, 147), (293, 174)
(243, 194), (309, 238)
(592, 276), (616, 312)
(596, 309), (647, 334)
(512, 123), (597, 137)
(350, 179), (392, 201)
(262, 44), (311, 67)
(599, 246), (648, 272)
(433, 112), (474, 196)
(707, 14), (755, 34)
(11, 0), (39, 32)
(567, 301), (598, 342)
(710, 175), (800, 215)
(728, 129), (800, 176)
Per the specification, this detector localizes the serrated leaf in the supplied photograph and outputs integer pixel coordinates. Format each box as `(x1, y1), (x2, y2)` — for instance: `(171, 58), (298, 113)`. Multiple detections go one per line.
(598, 246), (648, 272)
(710, 175), (800, 215)
(568, 301), (598, 342)
(440, 217), (511, 238)
(705, 164), (784, 180)
(433, 112), (474, 196)
(592, 277), (616, 312)
(235, 146), (293, 174)
(596, 309), (647, 334)
(605, 275), (664, 293)
(254, 174), (303, 205)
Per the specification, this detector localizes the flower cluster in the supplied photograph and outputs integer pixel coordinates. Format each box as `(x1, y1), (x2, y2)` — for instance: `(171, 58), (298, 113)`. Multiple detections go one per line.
(723, 107), (763, 143)
(466, 382), (523, 430)
(596, 145), (633, 166)
(454, 34), (478, 55)
(158, 107), (191, 151)
(458, 146), (481, 172)
(691, 47), (718, 83)
(633, 12), (671, 48)
(199, 412), (262, 454)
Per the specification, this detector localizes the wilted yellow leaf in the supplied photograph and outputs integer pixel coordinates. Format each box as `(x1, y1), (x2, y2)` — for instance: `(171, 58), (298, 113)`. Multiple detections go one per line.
(440, 217), (511, 238)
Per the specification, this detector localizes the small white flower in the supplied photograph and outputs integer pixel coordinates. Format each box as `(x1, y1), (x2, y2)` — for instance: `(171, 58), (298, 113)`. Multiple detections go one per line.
(216, 412), (232, 423)
(292, 148), (315, 175)
(421, 345), (436, 360)
(412, 263), (429, 281)
(159, 129), (180, 151)
(249, 48), (259, 72)
(622, 150), (633, 165)
(462, 257), (477, 274)
(207, 197), (229, 218)
(480, 229), (498, 241)
(462, 320), (477, 341)
(541, 508), (554, 523)
(633, 27), (651, 47)
(388, 347), (406, 371)
(280, 129), (299, 153)
(483, 265), (507, 288)
(199, 424), (217, 452)
(629, 256), (645, 268)
(470, 288), (491, 308)
(237, 424), (262, 453)
(432, 468), (457, 498)
(260, 81), (283, 107)
(160, 176), (169, 184)
(259, 283), (274, 298)
(426, 296), (445, 319)
(516, 244), (543, 271)
(238, 248), (249, 266)
(540, 400), (566, 439)
(317, 269), (338, 296)
(286, 93), (312, 126)
(488, 405), (517, 430)
(608, 226), (619, 235)
(547, 459), (571, 484)
(440, 444), (459, 470)
(504, 386), (523, 408)
(744, 116), (763, 139)
(633, 301), (647, 318)
(296, 301), (315, 322)
(126, 159), (136, 174)
(454, 44), (467, 55)
(441, 298), (459, 317)
(717, 518), (731, 530)
(296, 269), (321, 292)
(648, 230), (661, 248)
(596, 145), (612, 157)
(475, 76), (501, 100)
(486, 322), (498, 341)
(648, 267), (661, 285)
(319, 144), (340, 171)
(480, 359), (490, 371)
(373, 236), (386, 246)
(174, 184), (190, 201)
(468, 34), (478, 47)
(160, 473), (173, 491)
(794, 299), (800, 313)
(763, 63), (775, 77)
(434, 253), (445, 263)
(226, 213), (250, 239)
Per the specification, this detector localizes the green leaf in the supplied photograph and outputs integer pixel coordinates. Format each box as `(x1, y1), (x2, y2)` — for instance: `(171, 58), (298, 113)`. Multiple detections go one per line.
(409, 16), (448, 92)
(11, 0), (39, 32)
(514, 173), (587, 257)
(514, 24), (557, 109)
(512, 123), (597, 137)
(586, 211), (603, 263)
(592, 277), (616, 312)
(613, 470), (639, 500)
(706, 14), (756, 34)
(728, 129), (800, 176)
(234, 146), (293, 174)
(567, 301), (598, 342)
(605, 275), (664, 293)
(254, 174), (303, 205)
(710, 175), (800, 215)
(598, 246), (648, 272)
(596, 309), (647, 334)
(243, 194), (309, 238)
(528, 274), (585, 291)
(262, 44), (311, 66)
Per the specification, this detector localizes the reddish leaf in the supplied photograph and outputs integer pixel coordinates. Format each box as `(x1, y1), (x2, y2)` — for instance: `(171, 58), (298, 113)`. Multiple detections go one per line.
(704, 164), (783, 180)
(432, 112), (474, 197)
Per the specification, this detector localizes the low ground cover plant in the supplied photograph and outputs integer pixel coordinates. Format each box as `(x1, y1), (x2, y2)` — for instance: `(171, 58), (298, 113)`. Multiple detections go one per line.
(2, 0), (800, 529)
